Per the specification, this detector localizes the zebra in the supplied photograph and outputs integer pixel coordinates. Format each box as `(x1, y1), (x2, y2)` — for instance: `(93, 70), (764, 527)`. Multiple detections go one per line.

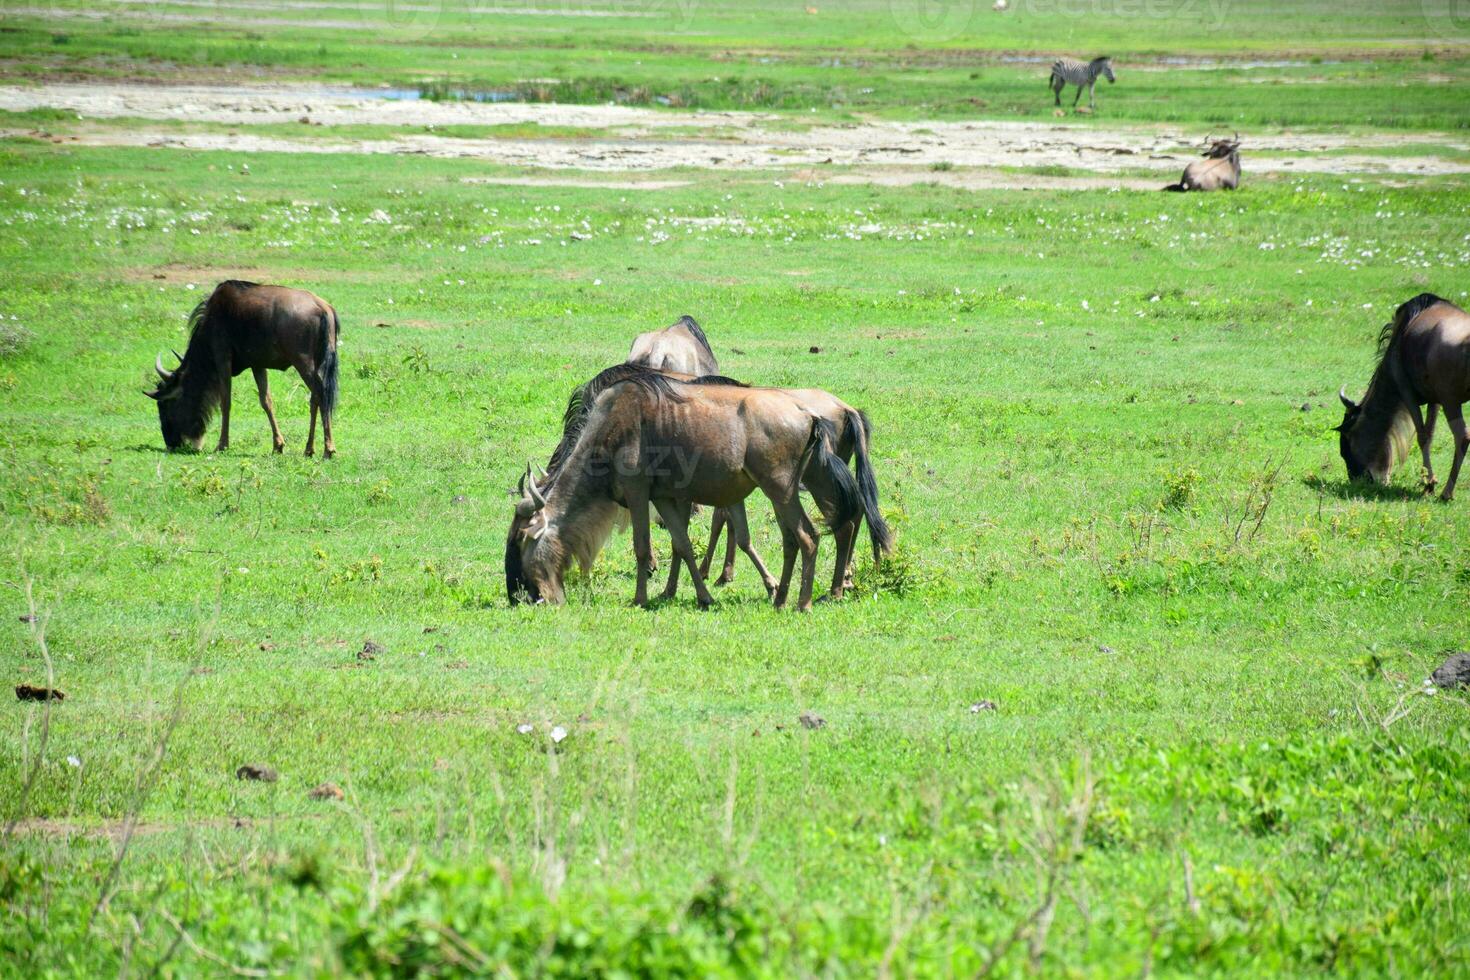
(1048, 56), (1115, 111)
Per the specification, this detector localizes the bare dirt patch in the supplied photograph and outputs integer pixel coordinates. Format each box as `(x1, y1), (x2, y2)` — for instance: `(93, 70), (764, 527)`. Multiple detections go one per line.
(5, 82), (1468, 181)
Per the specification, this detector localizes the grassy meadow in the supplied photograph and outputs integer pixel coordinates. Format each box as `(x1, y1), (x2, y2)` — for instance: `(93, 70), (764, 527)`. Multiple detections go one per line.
(3, 1), (1470, 976)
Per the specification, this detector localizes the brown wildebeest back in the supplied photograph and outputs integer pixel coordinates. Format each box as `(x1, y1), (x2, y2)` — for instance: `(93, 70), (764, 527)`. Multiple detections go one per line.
(510, 367), (863, 611)
(1164, 136), (1241, 192)
(147, 281), (339, 457)
(626, 315), (719, 376)
(1336, 293), (1470, 500)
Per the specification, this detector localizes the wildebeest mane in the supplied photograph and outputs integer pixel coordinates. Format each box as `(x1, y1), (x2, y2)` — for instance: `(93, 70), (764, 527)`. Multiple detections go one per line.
(545, 364), (684, 478)
(1379, 293), (1446, 354)
(683, 374), (749, 387)
(672, 315), (713, 357)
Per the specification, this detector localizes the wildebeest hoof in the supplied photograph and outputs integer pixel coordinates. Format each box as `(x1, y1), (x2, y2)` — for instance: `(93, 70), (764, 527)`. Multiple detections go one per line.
(304, 447), (315, 457)
(716, 571), (735, 586)
(324, 450), (335, 459)
(697, 598), (713, 611)
(273, 442), (285, 454)
(1440, 490), (1455, 502)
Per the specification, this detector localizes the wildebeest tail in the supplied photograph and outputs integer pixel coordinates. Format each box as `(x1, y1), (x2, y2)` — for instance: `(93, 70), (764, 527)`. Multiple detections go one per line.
(319, 308), (339, 416)
(846, 409), (894, 562)
(800, 417), (862, 534)
(1162, 182), (1186, 192)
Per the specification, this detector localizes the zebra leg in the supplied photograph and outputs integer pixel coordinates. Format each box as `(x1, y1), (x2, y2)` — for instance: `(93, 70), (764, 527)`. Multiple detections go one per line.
(1052, 76), (1061, 106)
(1073, 83), (1083, 108)
(1089, 81), (1097, 109)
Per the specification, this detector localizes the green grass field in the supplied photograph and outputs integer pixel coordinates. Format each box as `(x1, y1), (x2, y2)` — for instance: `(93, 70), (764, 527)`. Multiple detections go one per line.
(3, 1), (1470, 975)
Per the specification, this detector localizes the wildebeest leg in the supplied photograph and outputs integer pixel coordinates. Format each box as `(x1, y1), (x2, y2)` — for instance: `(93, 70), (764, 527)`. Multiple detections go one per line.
(627, 486), (653, 607)
(699, 507), (727, 582)
(766, 494), (817, 612)
(721, 508), (740, 584)
(653, 498), (714, 609)
(304, 393), (319, 457)
(1440, 406), (1467, 502)
(1407, 401), (1439, 491)
(253, 367), (285, 453)
(827, 522), (855, 600)
(320, 397), (335, 459)
(216, 379), (231, 451)
(660, 499), (693, 600)
(728, 503), (777, 596)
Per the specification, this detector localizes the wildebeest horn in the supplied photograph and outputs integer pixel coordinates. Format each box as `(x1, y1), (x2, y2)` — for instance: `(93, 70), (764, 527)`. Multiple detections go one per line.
(171, 348), (184, 363)
(154, 353), (174, 380)
(533, 462), (548, 481)
(142, 388), (160, 399)
(526, 461), (546, 509)
(1338, 385), (1355, 409)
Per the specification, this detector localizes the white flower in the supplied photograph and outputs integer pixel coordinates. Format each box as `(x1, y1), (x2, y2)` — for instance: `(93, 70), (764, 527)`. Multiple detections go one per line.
(550, 726), (568, 743)
(66, 756), (81, 768)
(515, 723), (533, 735)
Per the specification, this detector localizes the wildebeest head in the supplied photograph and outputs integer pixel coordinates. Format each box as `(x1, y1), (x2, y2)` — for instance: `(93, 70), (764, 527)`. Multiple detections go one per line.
(507, 464), (564, 605)
(1096, 56), (1115, 83)
(1202, 134), (1241, 159)
(143, 351), (205, 451)
(1335, 386), (1373, 482)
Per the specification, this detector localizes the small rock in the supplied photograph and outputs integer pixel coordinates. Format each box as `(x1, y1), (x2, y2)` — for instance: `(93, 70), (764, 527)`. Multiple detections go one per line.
(235, 764), (278, 783)
(259, 642), (275, 651)
(515, 723), (534, 735)
(298, 115), (311, 124)
(969, 700), (997, 713)
(446, 659), (468, 669)
(1231, 399), (1245, 406)
(809, 346), (822, 354)
(798, 711), (826, 730)
(1098, 644), (1115, 654)
(359, 640), (384, 661)
(550, 726), (568, 744)
(307, 781), (344, 801)
(18, 614), (35, 623)
(451, 495), (467, 506)
(1430, 652), (1470, 689)
(15, 684), (64, 702)
(1299, 403), (1312, 412)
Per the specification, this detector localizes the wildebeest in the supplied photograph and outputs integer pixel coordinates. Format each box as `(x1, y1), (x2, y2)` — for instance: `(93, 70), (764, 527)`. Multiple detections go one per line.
(1336, 293), (1470, 501)
(509, 367), (863, 611)
(699, 387), (891, 599)
(1164, 135), (1241, 192)
(145, 281), (339, 457)
(1049, 56), (1115, 111)
(626, 314), (718, 376)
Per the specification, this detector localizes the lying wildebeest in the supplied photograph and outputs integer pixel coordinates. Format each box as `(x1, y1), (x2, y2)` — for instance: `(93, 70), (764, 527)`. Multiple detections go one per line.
(1164, 135), (1241, 192)
(508, 366), (863, 611)
(145, 281), (339, 457)
(1336, 293), (1470, 501)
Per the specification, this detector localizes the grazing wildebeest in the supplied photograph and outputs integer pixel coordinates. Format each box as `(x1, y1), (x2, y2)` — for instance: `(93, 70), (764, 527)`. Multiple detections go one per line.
(1164, 135), (1242, 192)
(1049, 56), (1115, 111)
(699, 388), (892, 600)
(1336, 293), (1470, 501)
(145, 281), (339, 457)
(509, 367), (862, 611)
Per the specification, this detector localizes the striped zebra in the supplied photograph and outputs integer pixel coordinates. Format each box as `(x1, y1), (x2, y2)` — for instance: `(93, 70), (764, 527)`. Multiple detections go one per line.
(1048, 56), (1115, 110)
